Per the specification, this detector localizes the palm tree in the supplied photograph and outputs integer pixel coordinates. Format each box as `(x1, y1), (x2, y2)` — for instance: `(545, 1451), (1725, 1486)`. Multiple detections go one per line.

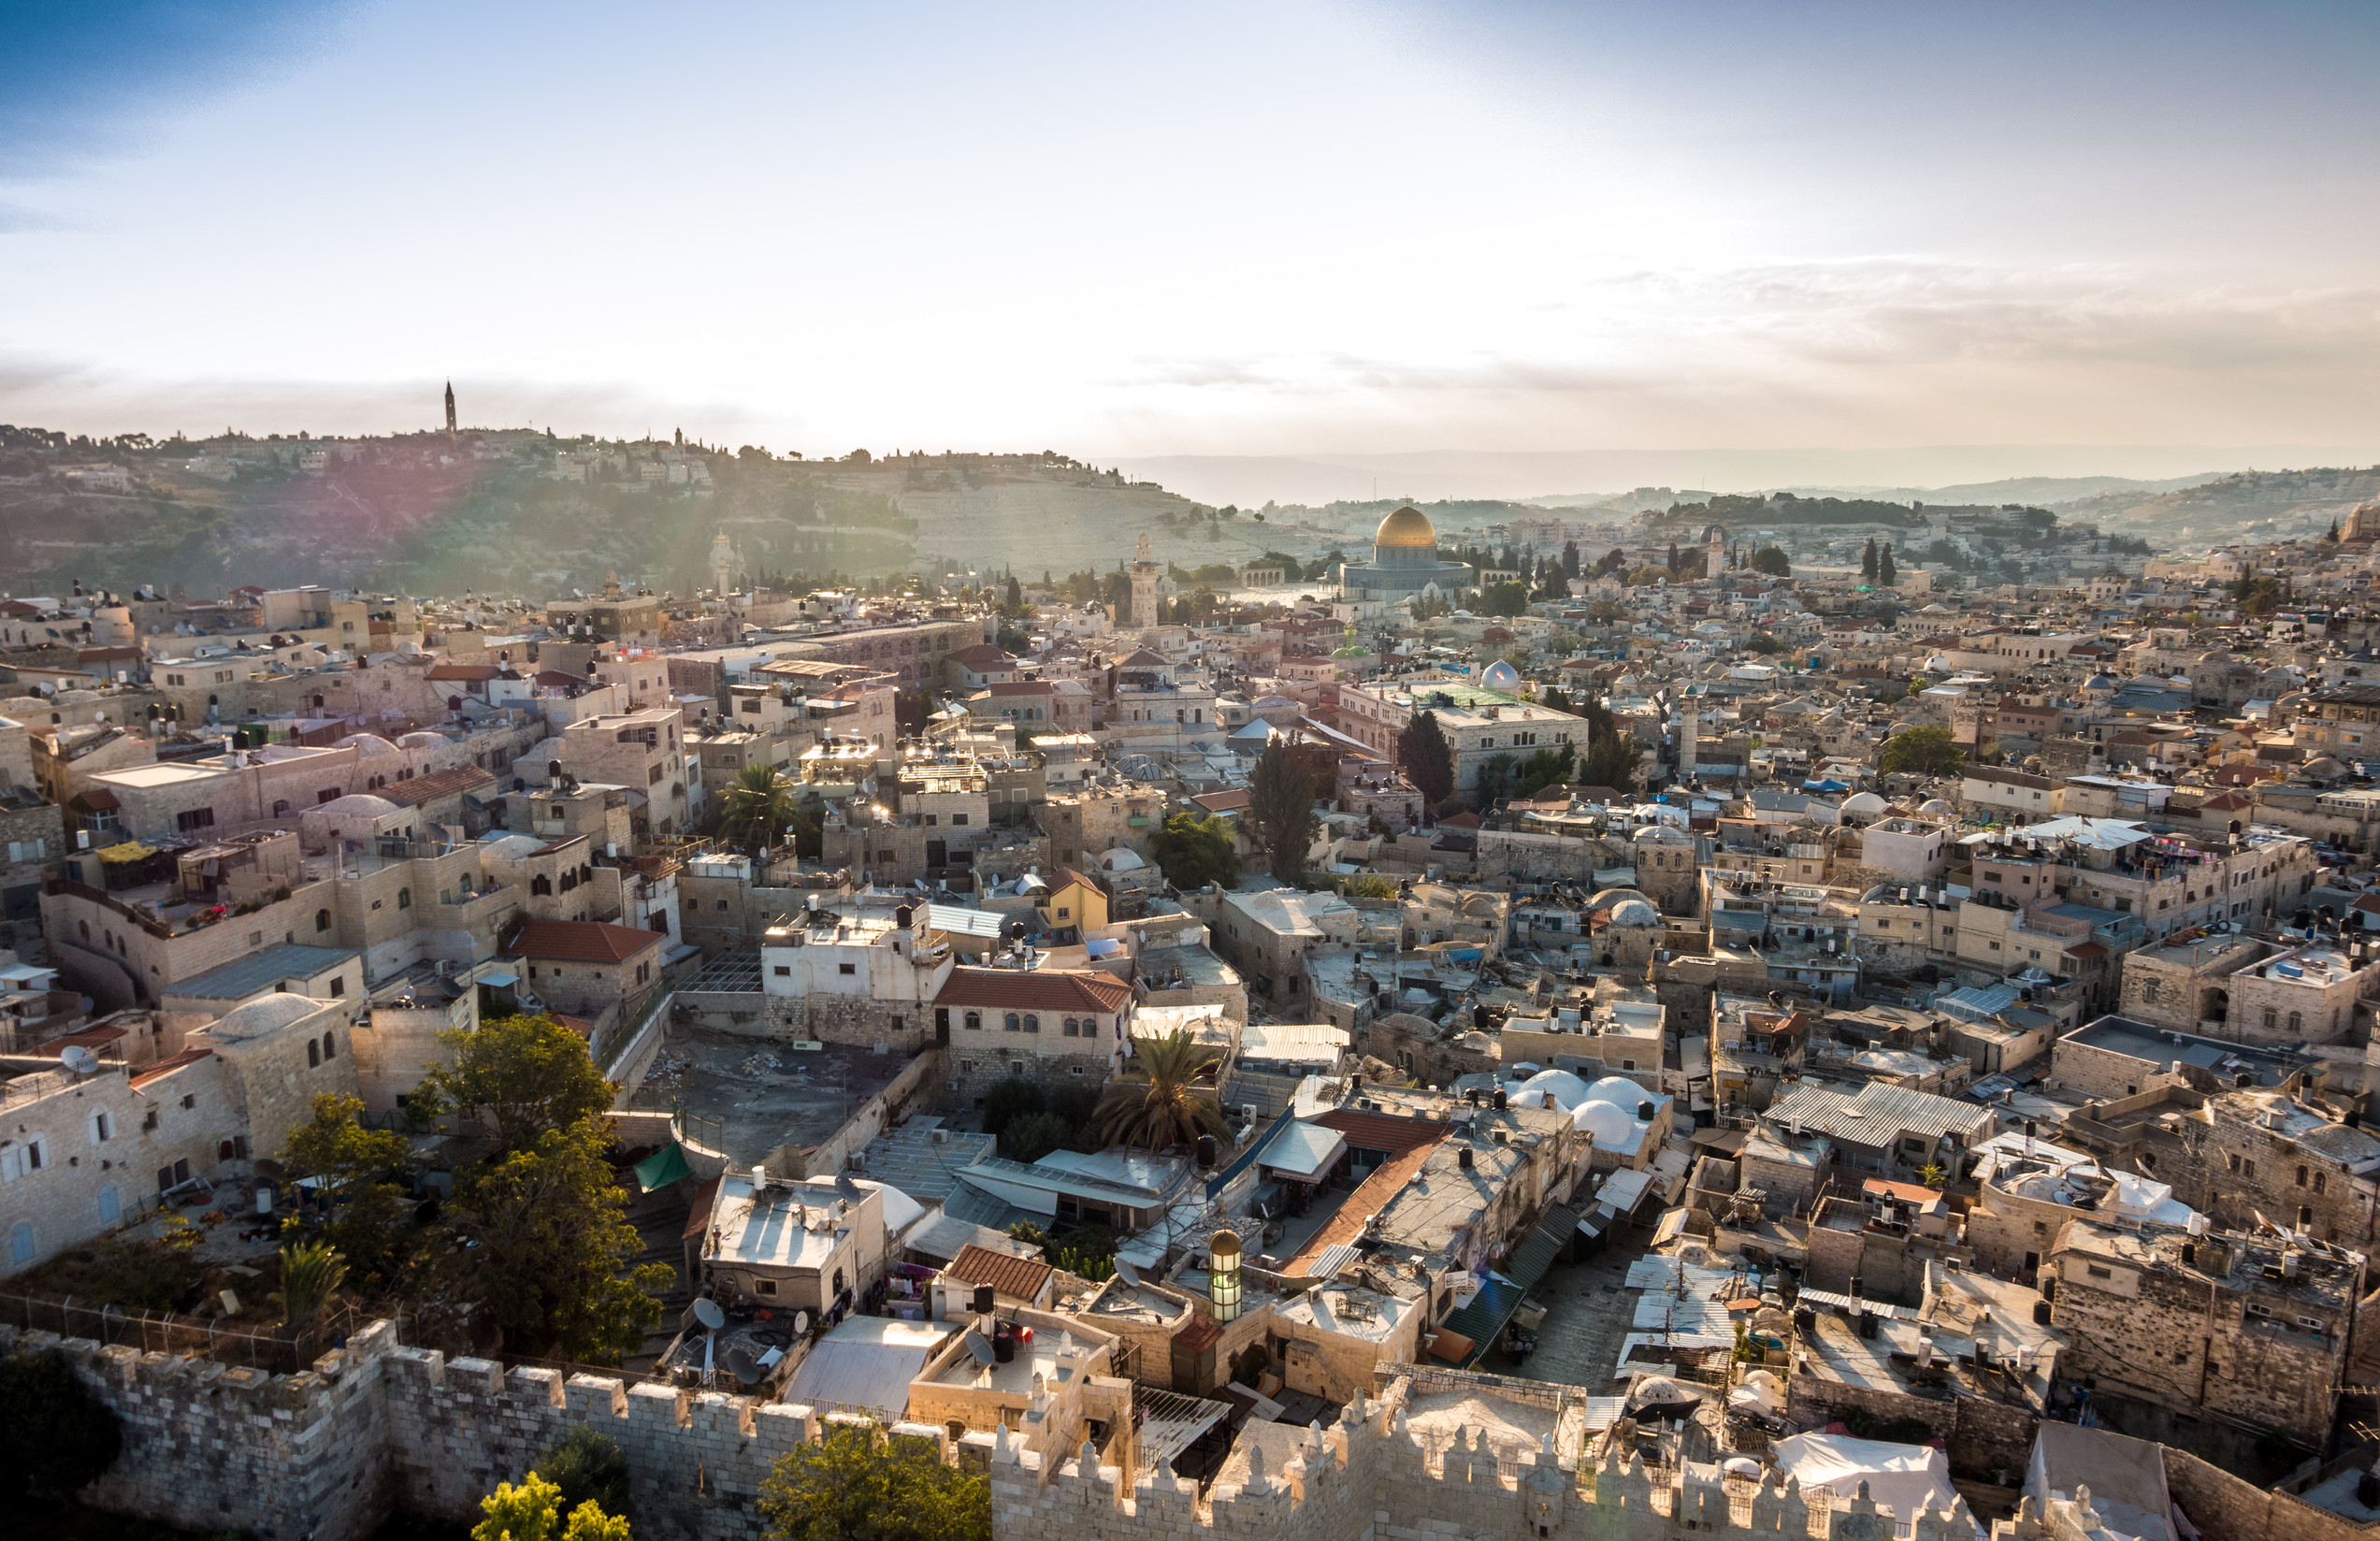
(718, 764), (798, 854)
(271, 1239), (348, 1323)
(1089, 1030), (1231, 1150)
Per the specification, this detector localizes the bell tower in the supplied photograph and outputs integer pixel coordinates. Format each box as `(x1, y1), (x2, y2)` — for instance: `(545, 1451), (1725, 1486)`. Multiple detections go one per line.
(1131, 531), (1161, 630)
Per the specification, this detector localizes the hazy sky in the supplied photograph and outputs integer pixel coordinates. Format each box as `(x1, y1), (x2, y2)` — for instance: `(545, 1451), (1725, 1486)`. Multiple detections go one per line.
(4, 1), (2377, 487)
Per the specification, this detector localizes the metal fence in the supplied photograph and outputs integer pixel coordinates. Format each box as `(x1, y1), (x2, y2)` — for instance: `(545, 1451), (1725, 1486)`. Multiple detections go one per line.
(0, 1291), (365, 1375)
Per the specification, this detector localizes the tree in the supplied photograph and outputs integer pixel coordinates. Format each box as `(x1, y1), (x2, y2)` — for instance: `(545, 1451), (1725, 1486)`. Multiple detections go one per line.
(443, 1116), (674, 1362)
(1151, 811), (1239, 890)
(414, 1013), (616, 1155)
(281, 1092), (413, 1277)
(473, 1471), (634, 1541)
(1247, 739), (1318, 886)
(1561, 540), (1580, 580)
(1344, 873), (1398, 900)
(1861, 539), (1879, 582)
(1878, 542), (1897, 585)
(1749, 546), (1791, 577)
(1879, 725), (1967, 776)
(271, 1238), (349, 1322)
(1747, 633), (1782, 655)
(538, 1426), (635, 1529)
(759, 1421), (989, 1541)
(1470, 752), (1520, 807)
(1089, 1030), (1230, 1149)
(1001, 1112), (1070, 1162)
(0, 1349), (121, 1499)
(1578, 727), (1639, 796)
(719, 764), (801, 853)
(979, 1076), (1045, 1142)
(1397, 711), (1455, 807)
(1003, 575), (1021, 609)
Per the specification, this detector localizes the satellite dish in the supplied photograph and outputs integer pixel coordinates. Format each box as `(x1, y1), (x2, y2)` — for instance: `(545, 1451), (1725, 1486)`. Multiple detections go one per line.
(791, 1310), (810, 1336)
(1114, 1258), (1141, 1288)
(693, 1298), (727, 1331)
(60, 1045), (98, 1075)
(834, 1174), (863, 1205)
(964, 1332), (998, 1366)
(725, 1347), (763, 1385)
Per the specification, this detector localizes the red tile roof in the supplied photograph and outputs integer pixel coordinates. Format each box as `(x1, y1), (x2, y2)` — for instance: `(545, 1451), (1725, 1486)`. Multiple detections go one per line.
(946, 644), (1017, 667)
(945, 1243), (1054, 1302)
(934, 967), (1133, 1015)
(1287, 1140), (1441, 1275)
(130, 1047), (215, 1089)
(514, 917), (666, 965)
(982, 680), (1054, 696)
(426, 665), (498, 682)
(381, 764), (496, 808)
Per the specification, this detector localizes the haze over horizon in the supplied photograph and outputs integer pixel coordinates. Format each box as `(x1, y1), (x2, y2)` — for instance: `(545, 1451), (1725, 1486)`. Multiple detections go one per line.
(6, 1), (2378, 502)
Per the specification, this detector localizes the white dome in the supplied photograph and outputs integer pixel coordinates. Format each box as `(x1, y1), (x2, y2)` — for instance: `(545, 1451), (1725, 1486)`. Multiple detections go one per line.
(1480, 660), (1522, 688)
(1511, 1067), (1593, 1111)
(397, 731), (447, 749)
(209, 993), (324, 1042)
(1842, 792), (1888, 816)
(1917, 799), (1954, 817)
(318, 793), (402, 815)
(1581, 1075), (1652, 1111)
(1572, 1100), (1634, 1145)
(1097, 847), (1147, 872)
(336, 732), (399, 757)
(1606, 899), (1659, 928)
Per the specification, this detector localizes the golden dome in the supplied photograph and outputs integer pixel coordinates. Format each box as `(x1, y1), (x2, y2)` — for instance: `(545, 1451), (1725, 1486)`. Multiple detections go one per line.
(1374, 504), (1436, 550)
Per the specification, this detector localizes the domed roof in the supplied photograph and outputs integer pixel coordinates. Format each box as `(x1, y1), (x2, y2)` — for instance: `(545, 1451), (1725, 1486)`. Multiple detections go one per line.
(1842, 791), (1889, 816)
(318, 793), (402, 815)
(1480, 660), (1522, 688)
(1571, 1100), (1635, 1145)
(1581, 1075), (1653, 1110)
(397, 731), (447, 749)
(1917, 798), (1954, 817)
(336, 732), (399, 757)
(1374, 505), (1437, 550)
(1606, 899), (1659, 928)
(2084, 674), (2116, 690)
(209, 993), (324, 1042)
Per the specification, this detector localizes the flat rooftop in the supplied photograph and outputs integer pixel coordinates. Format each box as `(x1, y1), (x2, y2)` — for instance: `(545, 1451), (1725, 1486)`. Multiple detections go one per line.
(625, 1027), (914, 1166)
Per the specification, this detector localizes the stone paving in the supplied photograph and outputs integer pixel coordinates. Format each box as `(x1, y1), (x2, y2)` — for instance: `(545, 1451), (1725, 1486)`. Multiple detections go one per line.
(1474, 1225), (1655, 1392)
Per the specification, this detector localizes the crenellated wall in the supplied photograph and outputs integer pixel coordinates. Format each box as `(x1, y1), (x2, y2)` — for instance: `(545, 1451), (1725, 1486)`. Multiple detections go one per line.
(10, 1317), (2028, 1541)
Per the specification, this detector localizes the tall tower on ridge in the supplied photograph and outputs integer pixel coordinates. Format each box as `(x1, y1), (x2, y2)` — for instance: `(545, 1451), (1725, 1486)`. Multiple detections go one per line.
(1131, 532), (1162, 631)
(443, 380), (456, 436)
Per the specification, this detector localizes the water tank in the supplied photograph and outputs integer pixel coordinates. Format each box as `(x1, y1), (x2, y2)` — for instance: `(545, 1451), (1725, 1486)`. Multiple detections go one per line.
(973, 1285), (995, 1316)
(1458, 1147), (1475, 1171)
(2032, 1300), (2053, 1326)
(1637, 1102), (1656, 1120)
(1493, 1088), (1508, 1111)
(1195, 1133), (1219, 1169)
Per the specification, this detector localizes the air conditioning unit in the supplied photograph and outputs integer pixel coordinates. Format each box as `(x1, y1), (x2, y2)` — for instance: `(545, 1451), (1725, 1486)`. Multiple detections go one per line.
(931, 1129), (949, 1145)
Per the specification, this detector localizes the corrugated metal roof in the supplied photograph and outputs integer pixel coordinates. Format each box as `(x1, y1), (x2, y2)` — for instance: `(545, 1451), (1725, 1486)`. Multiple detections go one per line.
(1764, 1082), (1995, 1149)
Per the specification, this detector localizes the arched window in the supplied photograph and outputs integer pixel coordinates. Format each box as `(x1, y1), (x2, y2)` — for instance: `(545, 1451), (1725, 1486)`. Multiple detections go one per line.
(1063, 1017), (1079, 1037)
(315, 909), (331, 932)
(397, 888), (411, 910)
(531, 874), (552, 896)
(272, 799), (291, 816)
(322, 1030), (336, 1059)
(1023, 1014), (1039, 1034)
(1004, 1013), (1020, 1032)
(964, 1012), (981, 1030)
(307, 1040), (321, 1068)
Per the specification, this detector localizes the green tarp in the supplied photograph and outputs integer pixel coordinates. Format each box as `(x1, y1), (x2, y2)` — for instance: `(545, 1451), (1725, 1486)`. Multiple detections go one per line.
(633, 1141), (690, 1191)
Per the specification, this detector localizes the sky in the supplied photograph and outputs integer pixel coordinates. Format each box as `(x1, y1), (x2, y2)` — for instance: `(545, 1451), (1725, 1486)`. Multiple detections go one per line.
(3, 0), (2377, 497)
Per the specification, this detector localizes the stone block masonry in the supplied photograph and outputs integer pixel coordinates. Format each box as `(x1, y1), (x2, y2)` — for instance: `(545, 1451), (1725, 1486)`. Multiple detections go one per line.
(13, 1316), (2031, 1541)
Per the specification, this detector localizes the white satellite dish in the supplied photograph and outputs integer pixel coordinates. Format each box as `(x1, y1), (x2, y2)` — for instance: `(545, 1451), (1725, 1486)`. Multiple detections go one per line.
(791, 1310), (810, 1336)
(1114, 1258), (1142, 1288)
(60, 1045), (99, 1075)
(693, 1297), (727, 1331)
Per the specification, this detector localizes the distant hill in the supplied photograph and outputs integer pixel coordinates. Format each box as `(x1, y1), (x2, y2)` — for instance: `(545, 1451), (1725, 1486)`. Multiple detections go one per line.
(2054, 465), (2380, 549)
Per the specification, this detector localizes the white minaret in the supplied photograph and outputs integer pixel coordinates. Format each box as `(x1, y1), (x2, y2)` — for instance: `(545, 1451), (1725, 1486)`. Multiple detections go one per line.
(708, 530), (739, 597)
(1706, 524), (1726, 579)
(1131, 531), (1161, 630)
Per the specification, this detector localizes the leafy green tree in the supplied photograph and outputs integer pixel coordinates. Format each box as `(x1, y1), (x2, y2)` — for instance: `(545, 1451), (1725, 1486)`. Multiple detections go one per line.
(537, 1426), (635, 1528)
(1479, 581), (1530, 617)
(1002, 1112), (1071, 1162)
(1578, 729), (1640, 796)
(1090, 1030), (1229, 1149)
(980, 1076), (1046, 1142)
(1747, 633), (1782, 655)
(414, 1013), (615, 1154)
(271, 1238), (349, 1322)
(1879, 725), (1967, 776)
(760, 1421), (989, 1541)
(1247, 739), (1319, 886)
(1515, 742), (1576, 797)
(1879, 543), (1897, 585)
(444, 1117), (673, 1362)
(0, 1350), (121, 1499)
(473, 1470), (633, 1541)
(281, 1092), (413, 1277)
(1749, 546), (1791, 577)
(1397, 711), (1455, 807)
(1344, 872), (1398, 900)
(1150, 811), (1239, 889)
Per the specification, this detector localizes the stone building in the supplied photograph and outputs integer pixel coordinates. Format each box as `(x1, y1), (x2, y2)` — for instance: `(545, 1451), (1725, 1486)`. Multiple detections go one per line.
(934, 966), (1133, 1110)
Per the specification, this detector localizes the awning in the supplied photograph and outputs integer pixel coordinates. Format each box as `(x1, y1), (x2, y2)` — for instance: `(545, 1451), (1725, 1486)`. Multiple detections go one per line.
(633, 1142), (691, 1191)
(1261, 1122), (1348, 1181)
(1437, 1208), (1575, 1364)
(479, 971), (521, 987)
(95, 841), (157, 863)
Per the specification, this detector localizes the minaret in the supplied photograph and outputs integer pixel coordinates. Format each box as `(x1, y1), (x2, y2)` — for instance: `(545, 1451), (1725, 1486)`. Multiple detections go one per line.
(1678, 691), (1698, 775)
(1131, 531), (1161, 631)
(1706, 524), (1725, 581)
(708, 530), (739, 598)
(443, 380), (456, 436)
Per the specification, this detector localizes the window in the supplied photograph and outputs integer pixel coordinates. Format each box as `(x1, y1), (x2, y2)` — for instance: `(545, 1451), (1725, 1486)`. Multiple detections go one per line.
(756, 1278), (777, 1296)
(2228, 1153), (2242, 1174)
(965, 1012), (981, 1030)
(1023, 1014), (1039, 1033)
(315, 909), (331, 933)
(2298, 1165), (2310, 1188)
(309, 1040), (321, 1068)
(1063, 1017), (1080, 1037)
(774, 965), (791, 977)
(2288, 1011), (2302, 1033)
(322, 1031), (336, 1059)
(89, 1112), (112, 1144)
(176, 807), (216, 833)
(952, 814), (969, 828)
(2263, 1008), (2278, 1030)
(2315, 1172), (2328, 1195)
(397, 887), (411, 910)
(839, 962), (856, 975)
(1071, 1065), (1086, 1075)
(1004, 1014), (1021, 1032)
(328, 977), (344, 998)
(2085, 1264), (2113, 1280)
